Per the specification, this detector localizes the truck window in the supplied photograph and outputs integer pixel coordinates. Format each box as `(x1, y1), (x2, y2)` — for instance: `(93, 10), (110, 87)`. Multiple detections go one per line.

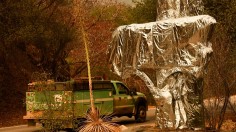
(116, 83), (128, 95)
(74, 81), (113, 91)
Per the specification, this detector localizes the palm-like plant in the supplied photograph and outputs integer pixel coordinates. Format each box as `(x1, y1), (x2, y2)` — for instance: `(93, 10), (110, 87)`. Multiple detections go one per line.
(74, 0), (121, 131)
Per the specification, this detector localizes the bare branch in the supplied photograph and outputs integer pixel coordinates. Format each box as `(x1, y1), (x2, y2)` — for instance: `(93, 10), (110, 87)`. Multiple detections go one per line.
(85, 14), (102, 31)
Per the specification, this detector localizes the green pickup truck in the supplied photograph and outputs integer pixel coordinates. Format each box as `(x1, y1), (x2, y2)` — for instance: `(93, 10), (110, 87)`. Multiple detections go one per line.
(23, 78), (148, 129)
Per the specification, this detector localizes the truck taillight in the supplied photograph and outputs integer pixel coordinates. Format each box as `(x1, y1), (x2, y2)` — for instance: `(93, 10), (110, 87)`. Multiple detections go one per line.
(28, 83), (35, 91)
(27, 92), (35, 97)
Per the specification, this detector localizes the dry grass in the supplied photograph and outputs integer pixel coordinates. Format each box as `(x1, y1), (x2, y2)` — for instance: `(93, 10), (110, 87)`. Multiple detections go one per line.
(77, 111), (120, 132)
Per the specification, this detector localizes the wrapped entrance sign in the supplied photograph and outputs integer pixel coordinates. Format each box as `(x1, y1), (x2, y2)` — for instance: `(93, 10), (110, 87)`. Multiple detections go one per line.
(108, 0), (216, 130)
(108, 15), (216, 129)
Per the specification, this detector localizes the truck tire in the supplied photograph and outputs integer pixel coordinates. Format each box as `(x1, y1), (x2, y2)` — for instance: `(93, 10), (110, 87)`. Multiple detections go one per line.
(135, 105), (146, 123)
(27, 119), (36, 126)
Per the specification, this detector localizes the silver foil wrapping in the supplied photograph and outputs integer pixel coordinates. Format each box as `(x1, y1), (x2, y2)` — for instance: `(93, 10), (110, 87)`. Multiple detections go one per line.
(108, 15), (216, 129)
(156, 0), (204, 20)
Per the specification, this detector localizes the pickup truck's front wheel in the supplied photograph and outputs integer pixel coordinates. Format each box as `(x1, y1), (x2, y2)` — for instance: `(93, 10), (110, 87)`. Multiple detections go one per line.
(135, 106), (146, 123)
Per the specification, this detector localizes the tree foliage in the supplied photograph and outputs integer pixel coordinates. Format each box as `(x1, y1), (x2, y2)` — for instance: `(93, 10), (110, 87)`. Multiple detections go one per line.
(203, 0), (236, 130)
(0, 0), (76, 81)
(131, 0), (157, 23)
(66, 0), (133, 78)
(203, 0), (236, 96)
(204, 0), (236, 62)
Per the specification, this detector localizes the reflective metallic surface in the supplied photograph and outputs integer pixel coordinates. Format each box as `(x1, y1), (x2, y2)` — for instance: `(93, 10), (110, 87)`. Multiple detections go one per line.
(108, 15), (216, 130)
(156, 0), (204, 20)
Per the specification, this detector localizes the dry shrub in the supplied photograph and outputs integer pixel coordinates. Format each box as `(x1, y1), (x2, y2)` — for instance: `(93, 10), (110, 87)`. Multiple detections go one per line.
(221, 120), (236, 131)
(77, 111), (120, 132)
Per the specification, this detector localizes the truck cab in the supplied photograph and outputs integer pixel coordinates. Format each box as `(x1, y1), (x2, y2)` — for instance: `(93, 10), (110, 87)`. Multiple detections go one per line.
(112, 81), (147, 122)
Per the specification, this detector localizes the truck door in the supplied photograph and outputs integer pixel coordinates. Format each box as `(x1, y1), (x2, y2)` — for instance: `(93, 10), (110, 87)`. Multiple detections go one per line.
(73, 81), (114, 117)
(113, 83), (134, 115)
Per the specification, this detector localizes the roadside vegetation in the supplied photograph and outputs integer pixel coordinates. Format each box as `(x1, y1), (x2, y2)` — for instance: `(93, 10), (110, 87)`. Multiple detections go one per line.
(203, 0), (236, 130)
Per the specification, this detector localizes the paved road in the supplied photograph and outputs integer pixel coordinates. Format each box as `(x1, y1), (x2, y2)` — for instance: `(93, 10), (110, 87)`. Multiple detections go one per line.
(0, 125), (42, 132)
(0, 108), (156, 132)
(114, 107), (156, 131)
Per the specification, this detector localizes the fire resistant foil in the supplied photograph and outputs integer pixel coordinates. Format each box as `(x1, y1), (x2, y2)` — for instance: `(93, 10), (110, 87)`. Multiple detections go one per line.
(156, 0), (204, 20)
(107, 15), (216, 130)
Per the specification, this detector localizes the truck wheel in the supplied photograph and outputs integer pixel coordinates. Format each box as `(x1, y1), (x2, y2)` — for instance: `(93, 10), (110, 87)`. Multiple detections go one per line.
(27, 119), (36, 126)
(135, 106), (146, 123)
